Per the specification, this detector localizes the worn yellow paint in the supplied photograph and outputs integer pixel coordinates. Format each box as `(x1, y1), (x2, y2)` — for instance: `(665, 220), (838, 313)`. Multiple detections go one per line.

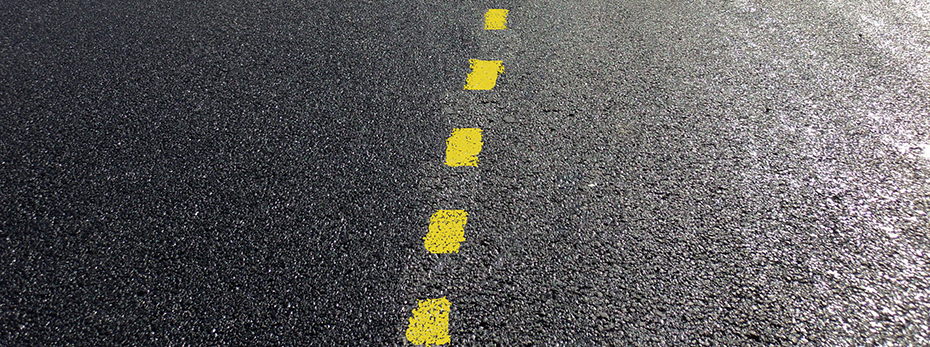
(406, 297), (451, 346)
(484, 9), (509, 30)
(424, 210), (468, 254)
(464, 59), (504, 90)
(444, 128), (483, 167)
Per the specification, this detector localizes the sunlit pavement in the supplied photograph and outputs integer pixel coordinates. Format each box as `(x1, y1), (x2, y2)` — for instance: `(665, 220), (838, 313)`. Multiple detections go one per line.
(1, 0), (928, 345)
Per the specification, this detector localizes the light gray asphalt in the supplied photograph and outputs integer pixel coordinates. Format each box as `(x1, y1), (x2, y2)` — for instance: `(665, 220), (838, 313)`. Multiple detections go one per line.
(2, 0), (929, 345)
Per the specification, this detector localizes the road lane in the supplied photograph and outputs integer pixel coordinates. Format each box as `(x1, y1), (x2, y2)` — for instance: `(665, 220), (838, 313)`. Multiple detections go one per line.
(0, 0), (479, 345)
(404, 0), (929, 344)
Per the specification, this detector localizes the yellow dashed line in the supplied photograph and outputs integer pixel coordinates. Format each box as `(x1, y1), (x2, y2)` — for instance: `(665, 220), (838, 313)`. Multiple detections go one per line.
(444, 128), (483, 167)
(405, 8), (514, 344)
(424, 210), (468, 254)
(484, 9), (509, 30)
(406, 297), (451, 346)
(464, 59), (504, 90)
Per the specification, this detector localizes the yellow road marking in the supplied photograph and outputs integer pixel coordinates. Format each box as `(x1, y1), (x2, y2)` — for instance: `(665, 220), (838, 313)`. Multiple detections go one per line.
(424, 210), (468, 254)
(404, 8), (513, 344)
(464, 59), (504, 90)
(484, 9), (509, 30)
(406, 297), (451, 346)
(444, 128), (483, 167)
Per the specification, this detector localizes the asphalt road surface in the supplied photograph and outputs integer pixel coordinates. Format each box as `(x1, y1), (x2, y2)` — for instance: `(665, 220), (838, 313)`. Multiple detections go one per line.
(2, 0), (929, 345)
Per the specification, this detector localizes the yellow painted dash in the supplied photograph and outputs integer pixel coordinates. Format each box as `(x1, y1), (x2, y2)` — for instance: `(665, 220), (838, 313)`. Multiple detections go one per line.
(464, 59), (504, 90)
(444, 128), (483, 167)
(484, 9), (509, 30)
(424, 210), (468, 254)
(406, 297), (451, 346)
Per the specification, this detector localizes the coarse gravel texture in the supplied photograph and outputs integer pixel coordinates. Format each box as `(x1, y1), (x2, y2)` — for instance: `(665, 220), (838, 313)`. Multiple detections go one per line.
(1, 0), (929, 345)
(0, 0), (480, 345)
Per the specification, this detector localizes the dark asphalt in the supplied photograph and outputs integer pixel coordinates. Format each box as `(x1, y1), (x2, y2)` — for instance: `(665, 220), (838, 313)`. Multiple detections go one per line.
(2, 0), (929, 345)
(1, 0), (479, 344)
